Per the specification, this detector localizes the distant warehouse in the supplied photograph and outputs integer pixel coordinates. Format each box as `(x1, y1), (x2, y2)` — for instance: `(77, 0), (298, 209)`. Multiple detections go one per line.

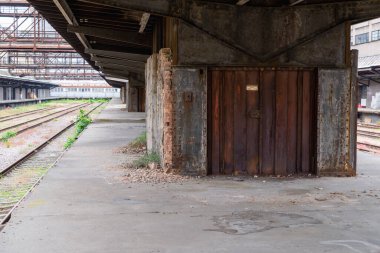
(0, 74), (57, 101)
(50, 80), (120, 99)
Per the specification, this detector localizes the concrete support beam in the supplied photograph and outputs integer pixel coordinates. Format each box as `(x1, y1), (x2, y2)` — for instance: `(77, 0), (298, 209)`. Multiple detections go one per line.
(102, 68), (145, 84)
(96, 62), (144, 74)
(139, 13), (150, 33)
(78, 0), (380, 63)
(126, 80), (138, 112)
(91, 56), (145, 69)
(67, 24), (152, 47)
(85, 48), (149, 62)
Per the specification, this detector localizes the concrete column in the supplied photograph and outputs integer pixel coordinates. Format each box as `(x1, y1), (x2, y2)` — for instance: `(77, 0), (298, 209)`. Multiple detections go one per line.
(6, 87), (12, 100)
(120, 85), (126, 104)
(15, 88), (21, 100)
(0, 87), (3, 101)
(127, 79), (140, 112)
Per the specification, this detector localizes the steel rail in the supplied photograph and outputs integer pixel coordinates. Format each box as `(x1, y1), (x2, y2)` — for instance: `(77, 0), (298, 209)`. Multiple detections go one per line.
(9, 103), (93, 136)
(357, 130), (380, 138)
(0, 107), (52, 122)
(357, 123), (380, 129)
(0, 103), (89, 133)
(0, 102), (105, 226)
(357, 141), (380, 150)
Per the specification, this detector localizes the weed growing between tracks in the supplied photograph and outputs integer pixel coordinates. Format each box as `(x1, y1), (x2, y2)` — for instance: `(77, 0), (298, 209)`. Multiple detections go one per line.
(64, 109), (92, 149)
(1, 131), (17, 148)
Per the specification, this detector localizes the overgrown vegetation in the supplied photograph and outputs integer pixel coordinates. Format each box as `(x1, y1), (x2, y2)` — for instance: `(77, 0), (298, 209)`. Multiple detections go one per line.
(64, 109), (92, 149)
(88, 98), (110, 103)
(130, 131), (147, 149)
(132, 152), (160, 168)
(116, 131), (147, 154)
(1, 131), (17, 147)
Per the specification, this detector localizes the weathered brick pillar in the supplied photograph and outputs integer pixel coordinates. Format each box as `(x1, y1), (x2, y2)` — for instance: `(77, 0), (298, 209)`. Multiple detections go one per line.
(159, 48), (175, 172)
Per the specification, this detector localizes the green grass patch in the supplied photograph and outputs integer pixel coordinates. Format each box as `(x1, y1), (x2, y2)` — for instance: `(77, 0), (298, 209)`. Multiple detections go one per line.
(1, 131), (17, 143)
(64, 109), (92, 149)
(87, 98), (110, 103)
(130, 132), (147, 149)
(133, 152), (160, 168)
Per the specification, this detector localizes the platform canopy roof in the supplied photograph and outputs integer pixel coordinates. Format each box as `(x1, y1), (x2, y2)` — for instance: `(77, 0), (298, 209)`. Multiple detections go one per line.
(358, 55), (380, 86)
(25, 0), (380, 87)
(0, 75), (58, 89)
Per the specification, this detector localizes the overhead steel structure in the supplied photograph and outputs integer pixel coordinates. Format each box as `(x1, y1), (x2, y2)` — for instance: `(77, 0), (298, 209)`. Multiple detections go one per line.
(0, 0), (102, 80)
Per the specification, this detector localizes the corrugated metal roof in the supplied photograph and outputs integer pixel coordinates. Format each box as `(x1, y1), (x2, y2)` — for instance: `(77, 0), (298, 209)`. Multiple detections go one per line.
(358, 54), (380, 69)
(0, 74), (58, 88)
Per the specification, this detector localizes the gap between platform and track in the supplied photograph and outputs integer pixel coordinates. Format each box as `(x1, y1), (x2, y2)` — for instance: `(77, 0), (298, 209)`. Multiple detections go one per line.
(0, 102), (105, 227)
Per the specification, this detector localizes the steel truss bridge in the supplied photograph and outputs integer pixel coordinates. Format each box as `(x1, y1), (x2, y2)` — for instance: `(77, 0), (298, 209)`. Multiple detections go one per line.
(0, 0), (102, 80)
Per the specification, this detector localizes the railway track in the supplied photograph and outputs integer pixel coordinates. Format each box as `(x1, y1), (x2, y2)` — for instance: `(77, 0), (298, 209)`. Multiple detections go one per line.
(0, 102), (104, 228)
(357, 122), (380, 152)
(0, 107), (53, 122)
(0, 103), (90, 134)
(357, 129), (380, 138)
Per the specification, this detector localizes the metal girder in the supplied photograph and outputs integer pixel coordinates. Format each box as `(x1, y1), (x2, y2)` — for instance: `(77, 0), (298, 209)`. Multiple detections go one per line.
(0, 64), (93, 69)
(91, 56), (145, 69)
(85, 48), (149, 62)
(67, 24), (152, 47)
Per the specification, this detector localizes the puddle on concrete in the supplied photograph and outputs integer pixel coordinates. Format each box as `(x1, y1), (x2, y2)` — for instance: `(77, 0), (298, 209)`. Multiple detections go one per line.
(208, 211), (321, 235)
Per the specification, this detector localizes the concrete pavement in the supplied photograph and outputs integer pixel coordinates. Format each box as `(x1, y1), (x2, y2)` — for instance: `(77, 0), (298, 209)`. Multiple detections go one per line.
(1, 99), (380, 253)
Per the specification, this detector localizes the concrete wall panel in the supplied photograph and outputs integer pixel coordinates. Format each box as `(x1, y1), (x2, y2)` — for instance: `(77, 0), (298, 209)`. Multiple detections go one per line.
(176, 7), (346, 67)
(317, 68), (355, 176)
(172, 67), (208, 175)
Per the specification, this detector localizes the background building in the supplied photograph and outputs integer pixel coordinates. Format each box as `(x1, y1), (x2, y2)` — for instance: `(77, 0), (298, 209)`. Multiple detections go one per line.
(50, 80), (119, 98)
(351, 18), (380, 110)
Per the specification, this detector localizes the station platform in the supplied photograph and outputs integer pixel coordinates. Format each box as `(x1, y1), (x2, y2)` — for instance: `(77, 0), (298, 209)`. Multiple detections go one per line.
(0, 97), (60, 108)
(1, 98), (380, 253)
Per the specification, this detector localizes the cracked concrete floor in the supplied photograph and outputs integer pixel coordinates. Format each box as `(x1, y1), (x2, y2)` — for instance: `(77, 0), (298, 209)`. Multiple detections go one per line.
(1, 151), (379, 253)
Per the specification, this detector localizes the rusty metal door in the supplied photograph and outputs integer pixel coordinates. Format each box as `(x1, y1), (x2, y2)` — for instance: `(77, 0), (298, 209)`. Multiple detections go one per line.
(208, 68), (316, 176)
